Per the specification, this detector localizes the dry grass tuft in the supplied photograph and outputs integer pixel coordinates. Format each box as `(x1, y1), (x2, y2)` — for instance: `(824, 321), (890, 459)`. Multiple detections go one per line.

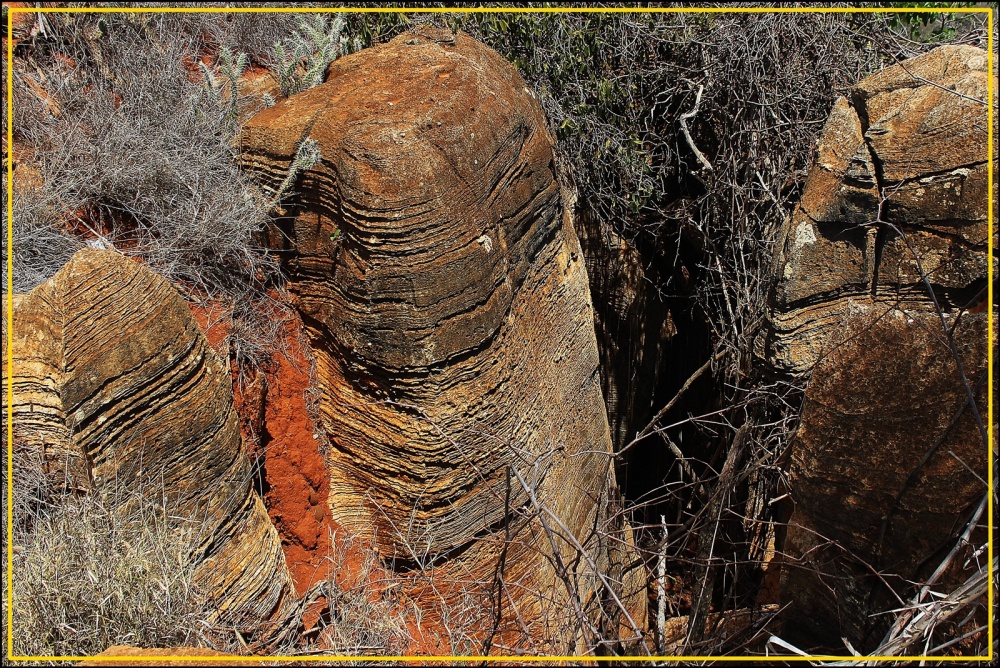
(289, 530), (411, 659)
(8, 480), (211, 657)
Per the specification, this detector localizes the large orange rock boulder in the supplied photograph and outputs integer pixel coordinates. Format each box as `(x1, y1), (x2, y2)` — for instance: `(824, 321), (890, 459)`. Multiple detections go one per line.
(241, 28), (645, 652)
(3, 249), (294, 638)
(766, 46), (989, 650)
(764, 45), (987, 376)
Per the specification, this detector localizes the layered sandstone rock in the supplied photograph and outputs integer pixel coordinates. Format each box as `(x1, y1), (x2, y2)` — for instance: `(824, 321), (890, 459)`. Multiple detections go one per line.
(3, 249), (294, 635)
(764, 45), (987, 376)
(576, 210), (679, 453)
(82, 646), (241, 667)
(241, 28), (645, 651)
(767, 46), (989, 650)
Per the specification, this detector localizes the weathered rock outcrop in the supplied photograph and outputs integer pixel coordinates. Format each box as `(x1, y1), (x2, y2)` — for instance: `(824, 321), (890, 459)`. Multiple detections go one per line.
(241, 28), (645, 651)
(3, 249), (294, 635)
(82, 646), (242, 667)
(764, 45), (987, 376)
(767, 46), (989, 650)
(577, 210), (679, 453)
(781, 311), (987, 649)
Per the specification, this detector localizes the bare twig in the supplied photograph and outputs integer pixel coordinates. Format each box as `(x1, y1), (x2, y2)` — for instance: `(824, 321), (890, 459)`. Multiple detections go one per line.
(679, 82), (714, 173)
(620, 350), (726, 458)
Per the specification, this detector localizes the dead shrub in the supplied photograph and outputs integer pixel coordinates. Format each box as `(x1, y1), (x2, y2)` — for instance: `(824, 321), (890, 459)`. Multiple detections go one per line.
(9, 483), (211, 657)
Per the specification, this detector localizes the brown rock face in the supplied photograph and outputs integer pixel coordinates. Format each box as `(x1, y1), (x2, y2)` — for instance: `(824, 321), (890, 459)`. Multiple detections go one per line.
(782, 311), (987, 649)
(241, 29), (644, 651)
(577, 210), (679, 453)
(3, 249), (294, 636)
(767, 46), (989, 650)
(765, 45), (987, 376)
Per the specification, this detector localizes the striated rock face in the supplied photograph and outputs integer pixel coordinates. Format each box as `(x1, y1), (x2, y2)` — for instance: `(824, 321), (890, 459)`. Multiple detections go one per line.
(764, 45), (987, 376)
(241, 28), (645, 650)
(767, 46), (989, 650)
(576, 210), (678, 453)
(3, 249), (294, 635)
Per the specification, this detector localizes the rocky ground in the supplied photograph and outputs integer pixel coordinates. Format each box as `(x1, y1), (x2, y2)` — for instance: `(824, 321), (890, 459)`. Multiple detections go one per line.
(1, 6), (992, 662)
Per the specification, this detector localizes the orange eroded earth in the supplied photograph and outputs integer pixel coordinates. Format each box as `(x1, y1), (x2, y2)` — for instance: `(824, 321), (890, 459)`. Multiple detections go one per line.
(188, 302), (336, 596)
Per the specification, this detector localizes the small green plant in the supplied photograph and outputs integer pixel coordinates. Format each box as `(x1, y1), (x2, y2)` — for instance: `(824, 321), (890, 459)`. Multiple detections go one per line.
(266, 137), (322, 211)
(198, 45), (250, 132)
(271, 15), (350, 98)
(880, 2), (977, 42)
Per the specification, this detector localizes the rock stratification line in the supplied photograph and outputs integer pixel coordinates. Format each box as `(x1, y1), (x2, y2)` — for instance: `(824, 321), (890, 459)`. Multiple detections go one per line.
(765, 45), (987, 377)
(4, 249), (294, 636)
(242, 27), (646, 651)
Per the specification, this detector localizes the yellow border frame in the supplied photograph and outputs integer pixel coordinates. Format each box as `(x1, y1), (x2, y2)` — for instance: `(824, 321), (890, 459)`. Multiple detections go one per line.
(2, 3), (994, 664)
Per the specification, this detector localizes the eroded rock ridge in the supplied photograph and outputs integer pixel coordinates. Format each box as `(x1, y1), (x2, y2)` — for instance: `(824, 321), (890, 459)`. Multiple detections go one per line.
(241, 28), (646, 650)
(3, 250), (295, 636)
(767, 46), (989, 650)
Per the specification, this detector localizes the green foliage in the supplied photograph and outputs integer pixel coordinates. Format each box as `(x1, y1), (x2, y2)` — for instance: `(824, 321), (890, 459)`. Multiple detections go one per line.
(344, 11), (412, 50)
(879, 2), (978, 42)
(198, 45), (250, 133)
(272, 14), (351, 97)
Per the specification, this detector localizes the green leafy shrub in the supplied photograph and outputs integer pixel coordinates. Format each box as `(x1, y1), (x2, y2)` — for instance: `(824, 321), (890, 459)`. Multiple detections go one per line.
(879, 2), (978, 42)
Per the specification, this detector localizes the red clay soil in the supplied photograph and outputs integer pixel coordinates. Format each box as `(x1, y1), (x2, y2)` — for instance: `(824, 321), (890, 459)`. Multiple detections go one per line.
(188, 302), (336, 595)
(258, 314), (335, 595)
(187, 301), (261, 460)
(186, 300), (232, 351)
(189, 301), (486, 654)
(3, 3), (38, 50)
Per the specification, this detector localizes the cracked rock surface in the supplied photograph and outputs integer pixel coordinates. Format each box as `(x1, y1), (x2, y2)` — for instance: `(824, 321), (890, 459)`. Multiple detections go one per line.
(767, 46), (989, 651)
(764, 45), (987, 377)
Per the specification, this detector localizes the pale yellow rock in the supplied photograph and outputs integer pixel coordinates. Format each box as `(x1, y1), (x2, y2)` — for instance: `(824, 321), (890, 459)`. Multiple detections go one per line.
(2, 249), (294, 636)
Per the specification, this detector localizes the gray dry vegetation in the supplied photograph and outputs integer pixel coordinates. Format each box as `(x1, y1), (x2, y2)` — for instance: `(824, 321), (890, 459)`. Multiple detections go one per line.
(1, 2), (993, 661)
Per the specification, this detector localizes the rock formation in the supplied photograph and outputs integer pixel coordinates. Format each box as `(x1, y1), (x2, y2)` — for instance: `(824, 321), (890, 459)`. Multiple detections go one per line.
(241, 27), (646, 651)
(576, 210), (679, 453)
(765, 45), (987, 376)
(781, 310), (987, 650)
(765, 46), (989, 650)
(3, 249), (294, 636)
